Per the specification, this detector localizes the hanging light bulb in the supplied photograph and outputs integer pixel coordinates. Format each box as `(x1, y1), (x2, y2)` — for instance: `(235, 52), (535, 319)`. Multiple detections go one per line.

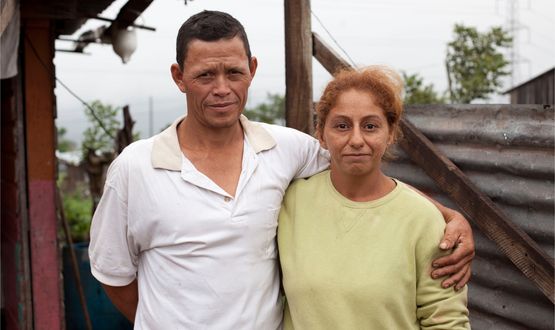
(112, 27), (137, 64)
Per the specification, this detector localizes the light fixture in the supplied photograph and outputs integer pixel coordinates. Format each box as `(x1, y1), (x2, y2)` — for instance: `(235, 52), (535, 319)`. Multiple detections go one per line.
(111, 27), (137, 64)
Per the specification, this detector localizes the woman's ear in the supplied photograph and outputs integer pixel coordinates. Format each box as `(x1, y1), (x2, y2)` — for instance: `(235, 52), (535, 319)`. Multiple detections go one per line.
(317, 129), (328, 150)
(170, 63), (187, 93)
(386, 127), (396, 147)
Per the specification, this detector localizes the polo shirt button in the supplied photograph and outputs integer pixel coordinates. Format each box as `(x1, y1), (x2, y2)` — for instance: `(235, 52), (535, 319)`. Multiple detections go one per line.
(224, 196), (231, 202)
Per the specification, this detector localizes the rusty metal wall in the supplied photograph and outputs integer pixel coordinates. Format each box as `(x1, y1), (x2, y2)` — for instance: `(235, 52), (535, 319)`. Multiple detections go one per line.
(383, 104), (554, 330)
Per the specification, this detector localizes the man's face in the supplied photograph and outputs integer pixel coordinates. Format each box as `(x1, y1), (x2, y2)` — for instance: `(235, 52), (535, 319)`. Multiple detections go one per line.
(171, 36), (257, 130)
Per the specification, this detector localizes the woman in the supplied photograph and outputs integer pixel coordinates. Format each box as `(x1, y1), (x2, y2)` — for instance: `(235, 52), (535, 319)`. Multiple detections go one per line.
(278, 66), (470, 329)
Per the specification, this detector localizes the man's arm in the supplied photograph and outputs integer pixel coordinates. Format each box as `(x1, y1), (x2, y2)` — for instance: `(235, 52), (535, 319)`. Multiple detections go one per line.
(407, 185), (475, 290)
(102, 279), (138, 322)
(429, 203), (475, 291)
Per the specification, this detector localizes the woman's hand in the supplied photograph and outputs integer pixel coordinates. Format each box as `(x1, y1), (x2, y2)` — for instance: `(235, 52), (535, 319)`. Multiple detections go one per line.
(432, 209), (475, 290)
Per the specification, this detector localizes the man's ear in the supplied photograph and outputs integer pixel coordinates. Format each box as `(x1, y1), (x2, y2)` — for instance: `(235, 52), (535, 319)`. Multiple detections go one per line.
(170, 64), (187, 93)
(249, 56), (258, 79)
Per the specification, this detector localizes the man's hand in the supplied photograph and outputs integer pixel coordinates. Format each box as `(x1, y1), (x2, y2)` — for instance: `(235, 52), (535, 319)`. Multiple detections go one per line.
(102, 279), (138, 322)
(432, 209), (475, 291)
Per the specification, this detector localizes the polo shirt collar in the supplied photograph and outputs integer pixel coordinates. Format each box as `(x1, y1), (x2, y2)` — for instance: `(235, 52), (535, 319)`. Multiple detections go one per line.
(151, 115), (277, 171)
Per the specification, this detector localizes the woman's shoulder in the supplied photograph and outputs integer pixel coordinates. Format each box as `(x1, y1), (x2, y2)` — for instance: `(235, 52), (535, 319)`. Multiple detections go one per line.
(394, 180), (445, 226)
(290, 170), (329, 190)
(284, 171), (329, 203)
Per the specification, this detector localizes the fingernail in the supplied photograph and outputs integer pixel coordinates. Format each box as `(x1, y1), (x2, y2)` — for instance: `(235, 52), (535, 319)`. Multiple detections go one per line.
(439, 242), (448, 249)
(442, 283), (450, 288)
(432, 263), (439, 268)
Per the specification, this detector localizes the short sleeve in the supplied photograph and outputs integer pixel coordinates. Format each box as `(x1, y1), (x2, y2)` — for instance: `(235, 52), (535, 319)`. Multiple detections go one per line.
(288, 129), (329, 179)
(89, 159), (139, 286)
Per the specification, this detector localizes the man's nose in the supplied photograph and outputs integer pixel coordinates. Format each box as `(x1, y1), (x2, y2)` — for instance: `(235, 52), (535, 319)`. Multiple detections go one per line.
(213, 75), (231, 96)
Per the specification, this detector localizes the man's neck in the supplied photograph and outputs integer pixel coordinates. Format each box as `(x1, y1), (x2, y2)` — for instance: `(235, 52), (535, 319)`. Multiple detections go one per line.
(177, 116), (244, 151)
(176, 115), (245, 197)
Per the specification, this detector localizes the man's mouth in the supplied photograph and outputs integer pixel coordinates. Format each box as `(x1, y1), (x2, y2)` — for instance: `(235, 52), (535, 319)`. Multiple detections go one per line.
(207, 102), (236, 112)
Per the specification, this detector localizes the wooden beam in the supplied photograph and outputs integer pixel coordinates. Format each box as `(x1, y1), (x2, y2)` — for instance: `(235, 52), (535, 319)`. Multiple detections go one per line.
(284, 0), (313, 133)
(312, 32), (350, 75)
(312, 35), (555, 304)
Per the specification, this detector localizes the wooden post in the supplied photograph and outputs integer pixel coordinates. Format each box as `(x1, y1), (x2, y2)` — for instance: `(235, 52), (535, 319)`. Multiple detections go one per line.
(284, 0), (313, 133)
(23, 19), (63, 329)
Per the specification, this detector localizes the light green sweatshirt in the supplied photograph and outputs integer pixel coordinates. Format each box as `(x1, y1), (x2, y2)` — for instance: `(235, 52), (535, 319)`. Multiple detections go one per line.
(278, 170), (470, 330)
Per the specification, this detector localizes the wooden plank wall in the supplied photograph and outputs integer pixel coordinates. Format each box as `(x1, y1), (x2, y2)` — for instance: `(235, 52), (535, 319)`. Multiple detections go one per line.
(1, 76), (33, 329)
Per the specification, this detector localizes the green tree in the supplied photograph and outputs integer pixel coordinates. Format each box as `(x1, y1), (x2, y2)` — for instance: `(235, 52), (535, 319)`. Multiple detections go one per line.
(81, 100), (121, 157)
(445, 24), (512, 103)
(402, 72), (445, 104)
(243, 93), (285, 125)
(57, 126), (77, 152)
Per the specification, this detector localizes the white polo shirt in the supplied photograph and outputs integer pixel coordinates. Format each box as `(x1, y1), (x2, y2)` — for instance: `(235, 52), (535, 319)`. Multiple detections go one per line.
(89, 115), (329, 329)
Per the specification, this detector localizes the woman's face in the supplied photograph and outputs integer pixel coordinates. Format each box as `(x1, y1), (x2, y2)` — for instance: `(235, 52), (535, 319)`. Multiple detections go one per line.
(319, 89), (393, 178)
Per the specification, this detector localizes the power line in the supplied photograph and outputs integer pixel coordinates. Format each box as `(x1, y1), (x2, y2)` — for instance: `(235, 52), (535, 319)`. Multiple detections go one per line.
(311, 9), (357, 67)
(24, 34), (115, 139)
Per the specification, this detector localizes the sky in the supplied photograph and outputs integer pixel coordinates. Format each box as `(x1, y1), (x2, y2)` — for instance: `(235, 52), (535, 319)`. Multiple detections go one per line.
(54, 0), (555, 145)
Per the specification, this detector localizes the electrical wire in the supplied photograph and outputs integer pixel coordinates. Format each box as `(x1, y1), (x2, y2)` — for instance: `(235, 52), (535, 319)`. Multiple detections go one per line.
(24, 34), (115, 139)
(311, 9), (357, 67)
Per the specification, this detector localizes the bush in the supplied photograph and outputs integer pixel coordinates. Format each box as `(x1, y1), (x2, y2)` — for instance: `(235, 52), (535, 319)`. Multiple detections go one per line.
(61, 184), (92, 243)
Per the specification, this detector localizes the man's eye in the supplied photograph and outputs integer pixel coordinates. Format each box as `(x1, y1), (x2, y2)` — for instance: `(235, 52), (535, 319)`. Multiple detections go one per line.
(228, 70), (243, 77)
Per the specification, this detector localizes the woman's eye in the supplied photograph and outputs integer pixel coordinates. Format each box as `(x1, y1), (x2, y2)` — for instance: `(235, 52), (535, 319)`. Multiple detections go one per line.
(336, 123), (349, 130)
(364, 123), (377, 130)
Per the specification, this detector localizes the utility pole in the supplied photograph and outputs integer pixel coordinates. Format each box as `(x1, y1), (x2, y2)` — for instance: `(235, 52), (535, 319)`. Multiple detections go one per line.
(149, 96), (153, 137)
(505, 0), (530, 87)
(507, 0), (519, 87)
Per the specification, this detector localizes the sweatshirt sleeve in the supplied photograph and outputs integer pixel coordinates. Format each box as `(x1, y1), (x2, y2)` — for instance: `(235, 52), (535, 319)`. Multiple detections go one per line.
(415, 203), (471, 330)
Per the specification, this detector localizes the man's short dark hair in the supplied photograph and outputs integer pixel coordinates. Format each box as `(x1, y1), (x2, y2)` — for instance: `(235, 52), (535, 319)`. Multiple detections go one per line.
(176, 10), (252, 69)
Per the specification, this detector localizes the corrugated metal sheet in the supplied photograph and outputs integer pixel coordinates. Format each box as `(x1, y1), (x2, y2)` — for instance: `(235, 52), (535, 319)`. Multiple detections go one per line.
(383, 104), (554, 330)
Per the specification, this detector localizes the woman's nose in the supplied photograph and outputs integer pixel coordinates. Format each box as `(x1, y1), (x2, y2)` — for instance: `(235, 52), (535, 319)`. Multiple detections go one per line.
(349, 127), (364, 148)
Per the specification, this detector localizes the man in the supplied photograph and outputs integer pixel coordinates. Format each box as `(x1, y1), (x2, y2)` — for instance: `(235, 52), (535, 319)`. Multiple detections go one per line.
(89, 10), (474, 329)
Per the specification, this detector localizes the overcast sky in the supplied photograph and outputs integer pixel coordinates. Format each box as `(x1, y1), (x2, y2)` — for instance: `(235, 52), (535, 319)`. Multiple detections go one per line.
(54, 0), (555, 145)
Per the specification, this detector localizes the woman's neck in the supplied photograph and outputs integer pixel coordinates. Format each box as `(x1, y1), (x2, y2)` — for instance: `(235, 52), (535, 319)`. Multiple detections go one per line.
(329, 168), (396, 202)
